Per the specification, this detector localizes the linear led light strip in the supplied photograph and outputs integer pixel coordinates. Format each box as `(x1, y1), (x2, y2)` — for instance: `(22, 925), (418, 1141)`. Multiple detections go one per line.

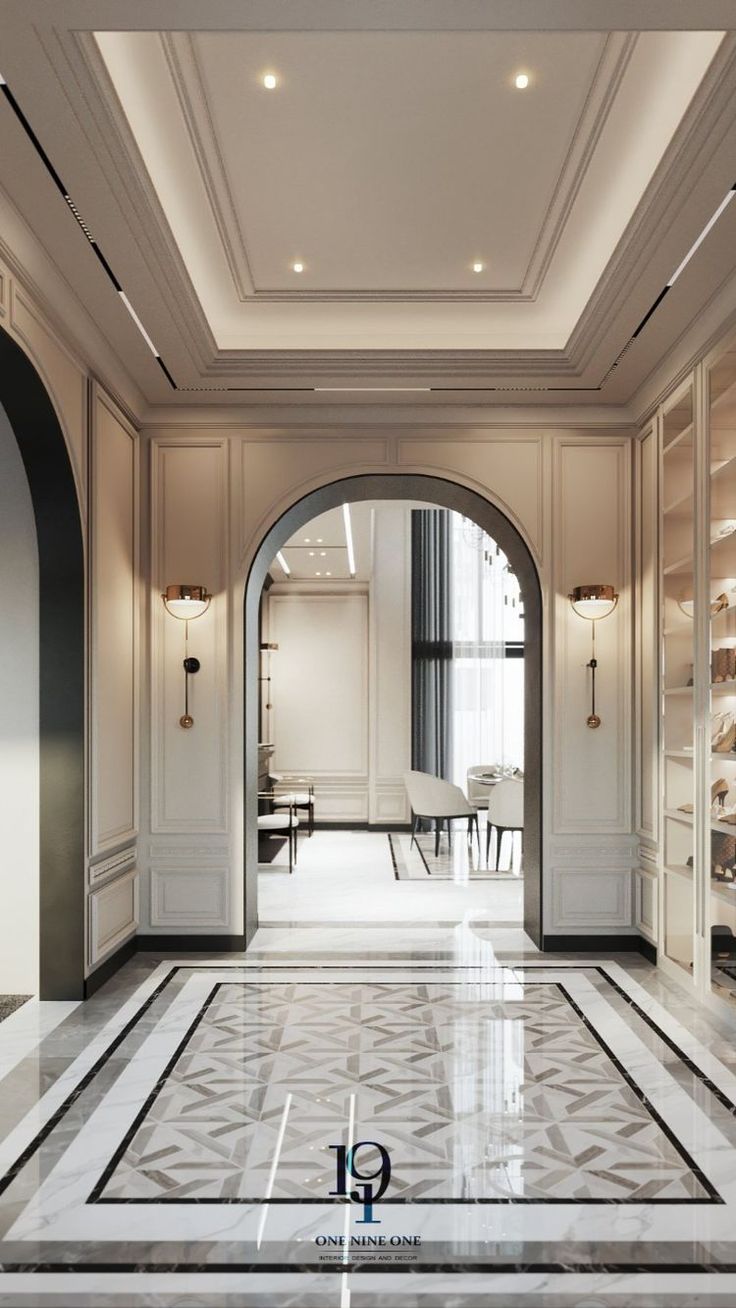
(0, 73), (176, 387)
(275, 550), (291, 576)
(343, 503), (356, 577)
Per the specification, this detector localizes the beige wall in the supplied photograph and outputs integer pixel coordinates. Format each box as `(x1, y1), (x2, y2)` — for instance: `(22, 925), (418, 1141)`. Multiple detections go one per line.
(140, 423), (636, 939)
(0, 230), (639, 953)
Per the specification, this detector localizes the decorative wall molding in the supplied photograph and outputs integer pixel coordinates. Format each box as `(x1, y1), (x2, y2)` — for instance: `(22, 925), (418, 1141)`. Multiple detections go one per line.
(635, 868), (658, 942)
(396, 436), (544, 565)
(151, 439), (230, 833)
(371, 782), (410, 824)
(549, 841), (638, 869)
(150, 865), (230, 927)
(149, 843), (229, 858)
(238, 438), (390, 562)
(89, 382), (140, 857)
(88, 844), (137, 890)
(552, 437), (632, 834)
(88, 867), (139, 969)
(550, 866), (633, 930)
(634, 426), (659, 841)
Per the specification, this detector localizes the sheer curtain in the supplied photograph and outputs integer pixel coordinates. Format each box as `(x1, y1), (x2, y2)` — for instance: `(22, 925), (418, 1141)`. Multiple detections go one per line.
(449, 515), (524, 790)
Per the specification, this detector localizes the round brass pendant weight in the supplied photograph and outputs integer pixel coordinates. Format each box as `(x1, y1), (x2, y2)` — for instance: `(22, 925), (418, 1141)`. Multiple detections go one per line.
(180, 713), (194, 729)
(587, 713), (601, 729)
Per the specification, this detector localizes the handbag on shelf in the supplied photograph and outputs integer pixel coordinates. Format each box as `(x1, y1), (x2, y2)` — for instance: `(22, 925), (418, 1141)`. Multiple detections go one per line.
(711, 711), (736, 753)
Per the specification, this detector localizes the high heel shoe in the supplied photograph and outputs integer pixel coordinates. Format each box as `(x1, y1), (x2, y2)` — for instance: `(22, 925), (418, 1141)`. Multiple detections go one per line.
(713, 778), (729, 807)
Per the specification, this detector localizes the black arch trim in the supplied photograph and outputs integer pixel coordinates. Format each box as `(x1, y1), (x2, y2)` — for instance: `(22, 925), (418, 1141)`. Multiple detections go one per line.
(244, 474), (543, 947)
(0, 327), (85, 999)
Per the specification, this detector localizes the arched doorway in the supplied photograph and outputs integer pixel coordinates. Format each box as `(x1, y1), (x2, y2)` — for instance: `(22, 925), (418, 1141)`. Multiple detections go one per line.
(244, 473), (543, 945)
(0, 328), (85, 1000)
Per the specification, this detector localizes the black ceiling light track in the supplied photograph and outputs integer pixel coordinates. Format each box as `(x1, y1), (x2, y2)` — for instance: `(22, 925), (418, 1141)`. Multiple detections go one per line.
(1, 78), (176, 387)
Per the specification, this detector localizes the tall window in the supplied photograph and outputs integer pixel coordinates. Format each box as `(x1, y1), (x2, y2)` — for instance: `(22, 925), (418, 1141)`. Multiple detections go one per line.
(449, 515), (524, 790)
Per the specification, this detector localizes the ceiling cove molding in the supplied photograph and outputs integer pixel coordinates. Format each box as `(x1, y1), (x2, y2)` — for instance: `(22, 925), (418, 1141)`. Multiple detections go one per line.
(66, 27), (736, 391)
(631, 270), (736, 429)
(162, 30), (635, 305)
(563, 32), (736, 378)
(66, 29), (220, 373)
(4, 17), (733, 402)
(138, 407), (636, 431)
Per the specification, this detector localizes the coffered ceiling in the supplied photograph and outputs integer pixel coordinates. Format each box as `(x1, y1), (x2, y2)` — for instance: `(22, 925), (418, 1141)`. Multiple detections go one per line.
(2, 2), (736, 407)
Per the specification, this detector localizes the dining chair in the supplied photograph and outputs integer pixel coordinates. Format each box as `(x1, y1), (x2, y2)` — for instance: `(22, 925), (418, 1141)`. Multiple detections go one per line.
(403, 770), (480, 856)
(257, 793), (299, 872)
(269, 772), (315, 836)
(485, 778), (524, 870)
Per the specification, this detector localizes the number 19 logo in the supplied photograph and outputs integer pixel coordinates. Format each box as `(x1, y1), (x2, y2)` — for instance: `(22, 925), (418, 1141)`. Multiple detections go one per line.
(329, 1141), (391, 1224)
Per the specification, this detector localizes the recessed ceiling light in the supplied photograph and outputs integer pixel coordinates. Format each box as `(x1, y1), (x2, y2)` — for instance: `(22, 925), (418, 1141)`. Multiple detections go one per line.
(316, 571), (322, 576)
(316, 538), (323, 543)
(263, 73), (277, 90)
(293, 261), (304, 273)
(304, 537), (311, 543)
(309, 551), (315, 556)
(320, 551), (326, 556)
(472, 262), (484, 273)
(514, 72), (529, 90)
(326, 571), (332, 576)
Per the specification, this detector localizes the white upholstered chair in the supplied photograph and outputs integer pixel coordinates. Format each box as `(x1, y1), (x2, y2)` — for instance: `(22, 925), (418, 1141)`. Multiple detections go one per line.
(257, 794), (299, 873)
(269, 772), (315, 836)
(403, 770), (479, 856)
(485, 778), (524, 870)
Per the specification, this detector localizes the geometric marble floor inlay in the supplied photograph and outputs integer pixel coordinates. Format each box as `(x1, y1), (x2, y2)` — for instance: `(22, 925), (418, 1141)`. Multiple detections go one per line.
(96, 981), (711, 1204)
(6, 943), (736, 1305)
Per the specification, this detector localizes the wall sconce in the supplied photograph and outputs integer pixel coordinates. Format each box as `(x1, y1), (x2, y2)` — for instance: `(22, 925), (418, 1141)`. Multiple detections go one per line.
(568, 584), (618, 729)
(161, 584), (211, 729)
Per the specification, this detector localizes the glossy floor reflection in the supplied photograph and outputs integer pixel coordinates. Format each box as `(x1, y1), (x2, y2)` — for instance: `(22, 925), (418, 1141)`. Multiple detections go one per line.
(3, 925), (736, 1304)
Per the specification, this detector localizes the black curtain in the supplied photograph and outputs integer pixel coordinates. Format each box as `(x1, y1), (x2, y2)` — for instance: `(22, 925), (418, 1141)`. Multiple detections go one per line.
(411, 509), (453, 780)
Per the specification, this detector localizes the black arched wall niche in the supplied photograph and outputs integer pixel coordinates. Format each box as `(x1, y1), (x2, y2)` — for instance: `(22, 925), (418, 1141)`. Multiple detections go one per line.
(244, 473), (543, 946)
(0, 327), (85, 1000)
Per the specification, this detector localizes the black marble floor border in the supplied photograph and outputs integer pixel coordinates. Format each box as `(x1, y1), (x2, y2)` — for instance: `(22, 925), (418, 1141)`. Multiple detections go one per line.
(88, 977), (720, 1206)
(3, 1260), (736, 1275)
(1, 960), (735, 1278)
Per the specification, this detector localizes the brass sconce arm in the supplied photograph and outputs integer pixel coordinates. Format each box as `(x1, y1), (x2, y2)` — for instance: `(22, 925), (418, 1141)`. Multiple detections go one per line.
(568, 585), (619, 729)
(161, 584), (212, 728)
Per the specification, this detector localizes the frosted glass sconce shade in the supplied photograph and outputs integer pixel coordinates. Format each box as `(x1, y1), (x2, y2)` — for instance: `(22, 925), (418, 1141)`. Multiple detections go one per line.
(162, 584), (211, 621)
(569, 584), (618, 622)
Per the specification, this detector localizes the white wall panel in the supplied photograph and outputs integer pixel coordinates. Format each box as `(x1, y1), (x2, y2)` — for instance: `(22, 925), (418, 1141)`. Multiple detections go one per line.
(150, 865), (230, 927)
(552, 439), (631, 834)
(269, 594), (368, 784)
(152, 441), (228, 831)
(397, 436), (544, 562)
(88, 868), (138, 967)
(636, 429), (659, 842)
(90, 385), (138, 855)
(239, 437), (389, 558)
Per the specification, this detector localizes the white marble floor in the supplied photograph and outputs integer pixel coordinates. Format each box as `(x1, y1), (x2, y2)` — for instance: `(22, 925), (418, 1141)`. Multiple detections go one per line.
(4, 886), (736, 1302)
(258, 829), (523, 925)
